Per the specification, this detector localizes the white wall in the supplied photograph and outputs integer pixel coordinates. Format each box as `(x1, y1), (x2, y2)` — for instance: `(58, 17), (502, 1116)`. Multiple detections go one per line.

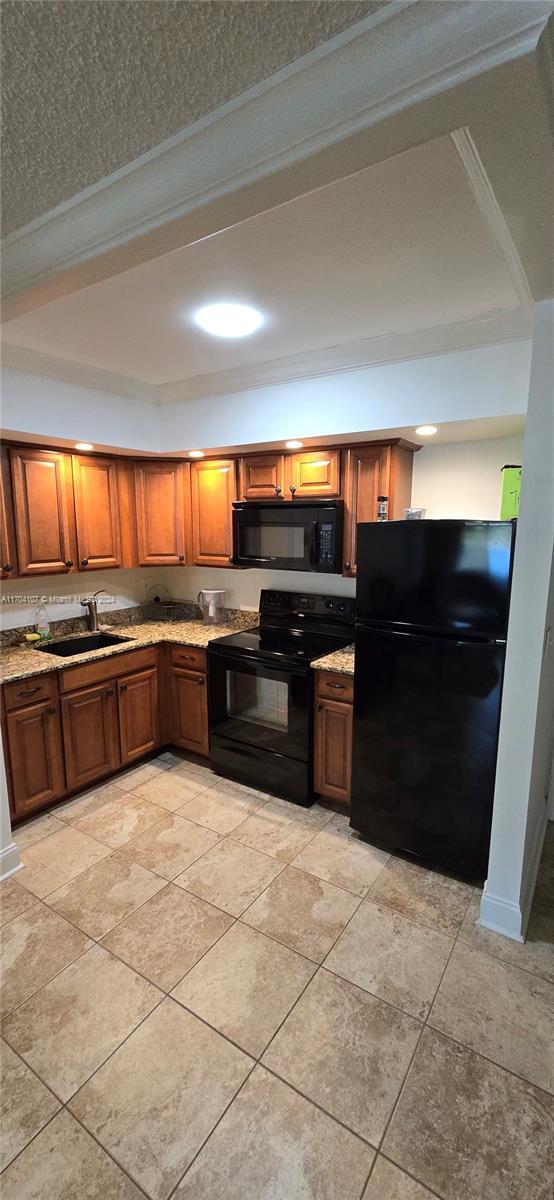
(481, 301), (554, 940)
(158, 340), (531, 451)
(412, 435), (524, 520)
(0, 568), (162, 631)
(1, 368), (159, 452)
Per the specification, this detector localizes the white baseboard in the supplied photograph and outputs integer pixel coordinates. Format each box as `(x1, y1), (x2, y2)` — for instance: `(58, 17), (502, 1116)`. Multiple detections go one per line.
(0, 841), (22, 882)
(479, 808), (549, 941)
(478, 888), (525, 942)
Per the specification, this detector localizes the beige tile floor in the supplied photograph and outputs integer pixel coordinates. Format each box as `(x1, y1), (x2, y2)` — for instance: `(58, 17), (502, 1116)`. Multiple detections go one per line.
(1, 754), (553, 1200)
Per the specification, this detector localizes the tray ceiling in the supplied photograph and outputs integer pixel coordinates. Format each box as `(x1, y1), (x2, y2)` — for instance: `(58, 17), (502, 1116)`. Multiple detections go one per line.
(1, 133), (530, 398)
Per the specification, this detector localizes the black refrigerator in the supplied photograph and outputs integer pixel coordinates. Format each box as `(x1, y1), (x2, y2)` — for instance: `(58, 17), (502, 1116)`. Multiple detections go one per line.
(350, 520), (516, 879)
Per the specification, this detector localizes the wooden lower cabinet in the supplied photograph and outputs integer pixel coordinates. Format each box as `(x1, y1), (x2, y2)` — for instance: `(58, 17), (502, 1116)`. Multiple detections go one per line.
(314, 669), (353, 806)
(5, 700), (66, 818)
(118, 666), (159, 762)
(170, 667), (209, 756)
(62, 682), (119, 790)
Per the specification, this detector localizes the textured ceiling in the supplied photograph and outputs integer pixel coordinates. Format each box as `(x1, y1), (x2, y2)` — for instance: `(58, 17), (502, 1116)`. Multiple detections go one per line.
(1, 0), (382, 235)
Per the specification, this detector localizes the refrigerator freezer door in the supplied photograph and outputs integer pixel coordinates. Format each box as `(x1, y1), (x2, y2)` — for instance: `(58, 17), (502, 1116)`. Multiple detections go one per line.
(355, 520), (515, 640)
(350, 628), (506, 878)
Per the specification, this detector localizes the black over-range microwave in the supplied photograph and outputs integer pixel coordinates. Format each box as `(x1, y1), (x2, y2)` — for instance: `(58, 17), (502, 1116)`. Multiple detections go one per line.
(232, 499), (344, 573)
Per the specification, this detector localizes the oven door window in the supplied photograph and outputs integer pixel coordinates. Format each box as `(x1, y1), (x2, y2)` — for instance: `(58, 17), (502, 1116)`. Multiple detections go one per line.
(227, 672), (288, 732)
(210, 656), (309, 761)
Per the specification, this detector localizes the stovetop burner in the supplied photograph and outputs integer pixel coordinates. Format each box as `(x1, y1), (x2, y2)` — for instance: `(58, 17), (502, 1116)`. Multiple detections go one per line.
(208, 588), (354, 669)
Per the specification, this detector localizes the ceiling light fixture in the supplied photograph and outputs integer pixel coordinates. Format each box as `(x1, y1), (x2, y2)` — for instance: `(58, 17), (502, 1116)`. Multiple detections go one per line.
(415, 426), (438, 437)
(194, 302), (263, 339)
(188, 450), (205, 458)
(74, 442), (94, 451)
(285, 440), (304, 450)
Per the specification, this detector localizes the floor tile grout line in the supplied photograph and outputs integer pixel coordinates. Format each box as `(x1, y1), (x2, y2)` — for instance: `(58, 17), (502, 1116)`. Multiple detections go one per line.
(166, 1061), (259, 1200)
(378, 1151), (445, 1200)
(1, 930), (95, 1023)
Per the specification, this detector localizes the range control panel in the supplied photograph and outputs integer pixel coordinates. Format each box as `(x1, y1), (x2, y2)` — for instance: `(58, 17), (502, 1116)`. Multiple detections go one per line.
(260, 589), (354, 626)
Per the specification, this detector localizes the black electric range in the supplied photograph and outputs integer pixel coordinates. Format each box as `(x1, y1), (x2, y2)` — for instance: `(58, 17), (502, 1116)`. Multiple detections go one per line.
(208, 589), (354, 806)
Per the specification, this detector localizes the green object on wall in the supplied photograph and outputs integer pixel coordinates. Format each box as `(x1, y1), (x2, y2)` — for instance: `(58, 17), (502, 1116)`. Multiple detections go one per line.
(500, 465), (521, 519)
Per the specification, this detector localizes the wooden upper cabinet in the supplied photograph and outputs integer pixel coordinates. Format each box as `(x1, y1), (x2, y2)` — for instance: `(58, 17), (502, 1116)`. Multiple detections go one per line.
(239, 454), (285, 500)
(73, 455), (121, 571)
(134, 460), (188, 566)
(191, 459), (236, 567)
(342, 447), (385, 576)
(0, 447), (17, 579)
(342, 442), (416, 576)
(10, 447), (76, 575)
(287, 449), (340, 498)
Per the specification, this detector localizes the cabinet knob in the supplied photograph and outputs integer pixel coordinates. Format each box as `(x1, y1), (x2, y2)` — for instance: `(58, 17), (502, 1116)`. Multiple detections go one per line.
(47, 706), (56, 716)
(104, 689), (114, 697)
(178, 554), (184, 562)
(317, 703), (323, 712)
(2, 563), (11, 573)
(289, 484), (296, 496)
(274, 484), (282, 495)
(119, 683), (128, 692)
(344, 562), (351, 571)
(197, 677), (205, 686)
(65, 559), (73, 568)
(80, 558), (89, 567)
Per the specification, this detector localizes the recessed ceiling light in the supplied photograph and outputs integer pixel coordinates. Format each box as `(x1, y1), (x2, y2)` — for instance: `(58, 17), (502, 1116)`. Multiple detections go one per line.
(194, 302), (263, 339)
(74, 442), (93, 451)
(285, 440), (304, 449)
(415, 426), (438, 437)
(188, 450), (205, 458)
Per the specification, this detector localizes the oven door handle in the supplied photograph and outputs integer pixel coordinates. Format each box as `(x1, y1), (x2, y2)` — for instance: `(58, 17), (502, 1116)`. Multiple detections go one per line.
(309, 521), (319, 567)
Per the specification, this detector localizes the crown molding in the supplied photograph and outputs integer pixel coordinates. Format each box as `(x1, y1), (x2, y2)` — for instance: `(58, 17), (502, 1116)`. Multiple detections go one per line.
(3, 1), (552, 300)
(451, 128), (534, 310)
(1, 344), (155, 404)
(3, 309), (530, 408)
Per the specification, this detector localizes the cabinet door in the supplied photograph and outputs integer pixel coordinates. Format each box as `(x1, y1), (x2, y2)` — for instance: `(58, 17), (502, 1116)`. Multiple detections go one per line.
(6, 700), (66, 818)
(314, 698), (352, 805)
(134, 461), (187, 566)
(191, 459), (235, 567)
(287, 449), (340, 499)
(0, 447), (17, 579)
(118, 667), (159, 762)
(62, 682), (120, 791)
(342, 446), (387, 576)
(73, 455), (121, 571)
(239, 454), (285, 500)
(171, 668), (209, 756)
(10, 447), (75, 575)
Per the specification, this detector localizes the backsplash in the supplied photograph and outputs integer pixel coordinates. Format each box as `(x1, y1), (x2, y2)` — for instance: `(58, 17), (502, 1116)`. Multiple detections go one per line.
(0, 600), (254, 648)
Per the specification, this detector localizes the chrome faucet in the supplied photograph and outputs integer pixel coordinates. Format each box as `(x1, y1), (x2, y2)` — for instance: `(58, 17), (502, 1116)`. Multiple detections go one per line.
(81, 590), (106, 632)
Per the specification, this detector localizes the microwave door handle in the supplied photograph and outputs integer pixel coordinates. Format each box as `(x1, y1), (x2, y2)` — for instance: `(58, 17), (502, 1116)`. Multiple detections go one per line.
(309, 521), (319, 567)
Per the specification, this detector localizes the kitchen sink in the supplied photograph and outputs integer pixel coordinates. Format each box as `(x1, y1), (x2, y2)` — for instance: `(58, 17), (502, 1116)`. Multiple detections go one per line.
(35, 632), (135, 657)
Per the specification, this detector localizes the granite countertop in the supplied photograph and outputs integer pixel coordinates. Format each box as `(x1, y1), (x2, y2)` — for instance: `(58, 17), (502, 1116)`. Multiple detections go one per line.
(311, 644), (355, 675)
(0, 614), (257, 685)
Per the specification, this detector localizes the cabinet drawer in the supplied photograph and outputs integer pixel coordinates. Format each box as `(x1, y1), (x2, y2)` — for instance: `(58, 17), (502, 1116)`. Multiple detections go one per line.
(4, 672), (58, 712)
(60, 646), (157, 692)
(169, 645), (206, 673)
(315, 670), (354, 704)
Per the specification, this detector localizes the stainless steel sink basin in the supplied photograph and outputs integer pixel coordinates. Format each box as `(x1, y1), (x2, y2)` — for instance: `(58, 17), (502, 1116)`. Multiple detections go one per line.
(35, 632), (135, 657)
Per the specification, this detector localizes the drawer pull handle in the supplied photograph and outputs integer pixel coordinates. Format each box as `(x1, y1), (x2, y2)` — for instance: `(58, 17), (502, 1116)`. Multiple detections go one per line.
(104, 689), (114, 697)
(329, 682), (346, 690)
(119, 683), (128, 692)
(65, 560), (73, 568)
(17, 686), (41, 696)
(178, 654), (194, 660)
(46, 706), (56, 716)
